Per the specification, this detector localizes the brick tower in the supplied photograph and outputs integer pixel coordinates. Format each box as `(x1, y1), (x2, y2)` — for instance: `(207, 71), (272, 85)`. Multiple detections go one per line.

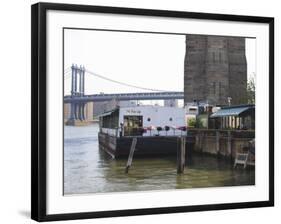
(184, 35), (247, 106)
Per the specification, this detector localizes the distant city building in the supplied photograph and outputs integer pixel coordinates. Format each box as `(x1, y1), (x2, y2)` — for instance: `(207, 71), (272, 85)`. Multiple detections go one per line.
(93, 100), (137, 116)
(64, 102), (94, 124)
(164, 99), (178, 107)
(93, 101), (108, 116)
(184, 35), (247, 106)
(64, 103), (71, 122)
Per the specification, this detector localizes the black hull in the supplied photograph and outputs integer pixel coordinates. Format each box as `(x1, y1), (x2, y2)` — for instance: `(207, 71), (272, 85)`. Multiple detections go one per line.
(98, 132), (194, 159)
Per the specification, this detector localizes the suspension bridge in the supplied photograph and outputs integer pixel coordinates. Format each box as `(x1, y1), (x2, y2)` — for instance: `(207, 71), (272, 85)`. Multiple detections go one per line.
(64, 64), (183, 125)
(64, 92), (184, 103)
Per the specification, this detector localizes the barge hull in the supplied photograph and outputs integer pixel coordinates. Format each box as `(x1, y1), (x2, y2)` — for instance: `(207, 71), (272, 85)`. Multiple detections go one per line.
(98, 132), (194, 159)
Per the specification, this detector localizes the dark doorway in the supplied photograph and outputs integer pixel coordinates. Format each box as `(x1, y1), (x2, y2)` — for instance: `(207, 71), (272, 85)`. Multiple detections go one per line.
(124, 116), (143, 136)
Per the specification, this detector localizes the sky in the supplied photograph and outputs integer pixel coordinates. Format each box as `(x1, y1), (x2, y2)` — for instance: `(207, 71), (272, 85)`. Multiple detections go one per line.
(64, 29), (256, 97)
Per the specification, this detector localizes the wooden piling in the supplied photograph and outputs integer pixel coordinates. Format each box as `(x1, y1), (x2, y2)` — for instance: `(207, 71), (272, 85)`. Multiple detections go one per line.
(216, 131), (220, 154)
(227, 130), (232, 160)
(177, 137), (186, 174)
(125, 138), (137, 173)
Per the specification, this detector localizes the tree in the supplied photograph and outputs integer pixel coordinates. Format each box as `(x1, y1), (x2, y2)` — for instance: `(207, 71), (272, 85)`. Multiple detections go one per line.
(187, 118), (196, 127)
(247, 74), (256, 104)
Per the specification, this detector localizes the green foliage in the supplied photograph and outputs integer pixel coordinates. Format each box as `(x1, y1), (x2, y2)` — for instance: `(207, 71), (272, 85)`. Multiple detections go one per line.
(188, 118), (204, 128)
(234, 74), (256, 104)
(188, 118), (196, 127)
(247, 76), (255, 104)
(196, 119), (204, 128)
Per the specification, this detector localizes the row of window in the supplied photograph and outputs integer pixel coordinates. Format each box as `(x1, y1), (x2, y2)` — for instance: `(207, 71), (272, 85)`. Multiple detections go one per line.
(147, 117), (173, 122)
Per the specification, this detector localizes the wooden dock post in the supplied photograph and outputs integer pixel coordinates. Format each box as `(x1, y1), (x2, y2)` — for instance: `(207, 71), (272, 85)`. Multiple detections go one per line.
(216, 131), (220, 154)
(227, 130), (232, 160)
(177, 137), (186, 174)
(125, 138), (137, 173)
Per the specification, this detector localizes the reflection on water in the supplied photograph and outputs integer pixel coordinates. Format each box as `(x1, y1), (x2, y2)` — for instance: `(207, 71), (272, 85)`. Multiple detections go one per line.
(64, 124), (255, 195)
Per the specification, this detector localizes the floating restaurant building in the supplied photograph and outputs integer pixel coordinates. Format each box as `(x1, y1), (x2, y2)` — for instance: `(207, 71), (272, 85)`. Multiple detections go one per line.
(98, 105), (194, 158)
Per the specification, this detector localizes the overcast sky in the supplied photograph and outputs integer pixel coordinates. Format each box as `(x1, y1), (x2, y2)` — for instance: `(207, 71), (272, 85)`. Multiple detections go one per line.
(64, 29), (256, 96)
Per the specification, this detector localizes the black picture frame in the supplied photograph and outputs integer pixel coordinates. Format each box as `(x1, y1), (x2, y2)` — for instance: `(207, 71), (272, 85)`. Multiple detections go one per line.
(31, 2), (274, 222)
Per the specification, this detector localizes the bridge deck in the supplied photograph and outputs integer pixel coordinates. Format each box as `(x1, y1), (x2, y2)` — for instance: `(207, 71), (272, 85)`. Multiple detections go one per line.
(64, 91), (184, 102)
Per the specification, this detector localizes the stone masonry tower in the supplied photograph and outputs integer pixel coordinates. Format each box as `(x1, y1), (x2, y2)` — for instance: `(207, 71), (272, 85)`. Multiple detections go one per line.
(184, 35), (247, 106)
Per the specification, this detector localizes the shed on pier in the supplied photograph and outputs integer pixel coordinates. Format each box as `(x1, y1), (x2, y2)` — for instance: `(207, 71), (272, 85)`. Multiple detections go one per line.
(210, 104), (255, 130)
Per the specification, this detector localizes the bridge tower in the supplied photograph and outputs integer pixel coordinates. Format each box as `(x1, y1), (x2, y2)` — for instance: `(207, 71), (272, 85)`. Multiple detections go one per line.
(184, 35), (247, 106)
(65, 65), (93, 126)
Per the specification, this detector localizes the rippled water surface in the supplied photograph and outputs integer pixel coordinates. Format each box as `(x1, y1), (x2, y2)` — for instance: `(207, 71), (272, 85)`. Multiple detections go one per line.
(64, 124), (255, 195)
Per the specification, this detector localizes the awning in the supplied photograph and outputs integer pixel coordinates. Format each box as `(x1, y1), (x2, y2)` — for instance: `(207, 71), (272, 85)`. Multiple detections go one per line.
(210, 106), (254, 118)
(98, 109), (116, 117)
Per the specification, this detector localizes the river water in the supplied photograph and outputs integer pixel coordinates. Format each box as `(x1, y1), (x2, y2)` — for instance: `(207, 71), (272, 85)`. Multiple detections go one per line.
(64, 124), (255, 195)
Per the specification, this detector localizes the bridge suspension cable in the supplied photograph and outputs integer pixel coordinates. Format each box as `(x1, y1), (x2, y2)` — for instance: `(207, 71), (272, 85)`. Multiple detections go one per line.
(64, 72), (71, 80)
(85, 69), (173, 92)
(64, 74), (71, 80)
(64, 66), (71, 73)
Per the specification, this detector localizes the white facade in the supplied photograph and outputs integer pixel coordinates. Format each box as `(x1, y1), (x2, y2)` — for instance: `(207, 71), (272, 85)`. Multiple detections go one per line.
(118, 105), (186, 136)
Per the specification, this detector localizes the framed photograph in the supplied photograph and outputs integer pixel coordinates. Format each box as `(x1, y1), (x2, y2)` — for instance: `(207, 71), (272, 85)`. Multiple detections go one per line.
(31, 2), (274, 222)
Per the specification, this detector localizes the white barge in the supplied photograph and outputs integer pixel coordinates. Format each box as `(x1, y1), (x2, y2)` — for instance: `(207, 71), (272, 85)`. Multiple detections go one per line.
(98, 105), (194, 158)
